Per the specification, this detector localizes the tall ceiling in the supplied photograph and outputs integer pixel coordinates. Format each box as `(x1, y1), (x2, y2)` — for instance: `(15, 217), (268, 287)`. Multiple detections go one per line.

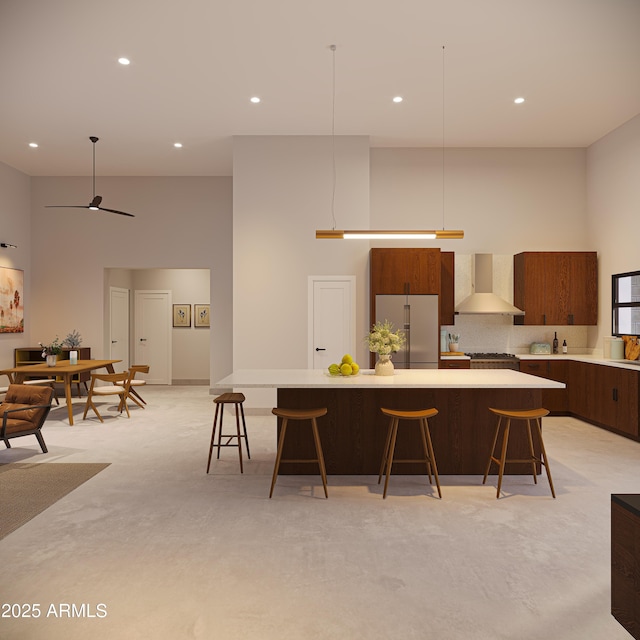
(1, 0), (639, 177)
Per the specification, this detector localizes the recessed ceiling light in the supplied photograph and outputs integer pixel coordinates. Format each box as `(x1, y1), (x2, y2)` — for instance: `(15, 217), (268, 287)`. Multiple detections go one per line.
(514, 97), (525, 104)
(174, 142), (183, 148)
(28, 142), (38, 148)
(392, 96), (403, 103)
(250, 96), (261, 103)
(118, 57), (131, 66)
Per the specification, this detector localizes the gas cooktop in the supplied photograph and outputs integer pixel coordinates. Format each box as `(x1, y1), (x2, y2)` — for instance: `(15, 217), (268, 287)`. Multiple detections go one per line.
(465, 352), (519, 360)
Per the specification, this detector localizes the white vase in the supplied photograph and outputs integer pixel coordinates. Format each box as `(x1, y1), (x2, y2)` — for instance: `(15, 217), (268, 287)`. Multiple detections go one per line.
(375, 354), (394, 376)
(449, 342), (459, 352)
(46, 354), (57, 367)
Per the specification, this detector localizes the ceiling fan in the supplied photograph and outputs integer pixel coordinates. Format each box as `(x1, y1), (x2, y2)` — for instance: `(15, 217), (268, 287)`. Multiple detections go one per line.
(46, 136), (135, 217)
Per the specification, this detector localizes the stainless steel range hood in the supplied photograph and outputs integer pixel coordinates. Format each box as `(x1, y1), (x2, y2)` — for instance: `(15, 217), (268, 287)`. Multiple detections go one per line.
(455, 254), (524, 315)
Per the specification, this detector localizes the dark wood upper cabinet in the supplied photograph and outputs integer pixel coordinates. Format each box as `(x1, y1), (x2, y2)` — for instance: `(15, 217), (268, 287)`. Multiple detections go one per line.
(513, 251), (597, 325)
(440, 251), (455, 326)
(370, 248), (441, 295)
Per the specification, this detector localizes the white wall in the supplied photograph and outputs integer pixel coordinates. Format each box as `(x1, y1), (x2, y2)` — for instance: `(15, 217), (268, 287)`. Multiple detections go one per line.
(370, 147), (589, 253)
(0, 161), (31, 367)
(232, 135), (371, 407)
(29, 176), (232, 384)
(587, 112), (640, 351)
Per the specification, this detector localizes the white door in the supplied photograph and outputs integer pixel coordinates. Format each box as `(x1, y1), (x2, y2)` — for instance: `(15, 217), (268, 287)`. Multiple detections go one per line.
(134, 290), (172, 384)
(109, 287), (130, 372)
(308, 276), (356, 369)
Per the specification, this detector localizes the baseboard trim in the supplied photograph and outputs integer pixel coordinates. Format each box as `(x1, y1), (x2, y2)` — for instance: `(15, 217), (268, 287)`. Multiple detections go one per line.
(171, 379), (210, 386)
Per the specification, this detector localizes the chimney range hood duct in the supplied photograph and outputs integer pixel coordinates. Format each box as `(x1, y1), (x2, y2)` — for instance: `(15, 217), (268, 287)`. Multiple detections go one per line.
(455, 254), (524, 315)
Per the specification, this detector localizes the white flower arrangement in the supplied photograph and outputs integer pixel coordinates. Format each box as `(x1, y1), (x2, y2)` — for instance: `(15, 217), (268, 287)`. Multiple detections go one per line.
(366, 320), (406, 356)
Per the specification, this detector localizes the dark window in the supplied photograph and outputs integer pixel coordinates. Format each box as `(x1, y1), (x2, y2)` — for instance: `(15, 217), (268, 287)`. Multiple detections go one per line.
(612, 270), (640, 336)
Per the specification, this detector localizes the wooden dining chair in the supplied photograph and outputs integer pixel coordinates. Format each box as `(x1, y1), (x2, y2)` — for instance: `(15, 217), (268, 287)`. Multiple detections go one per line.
(126, 365), (149, 408)
(82, 371), (132, 423)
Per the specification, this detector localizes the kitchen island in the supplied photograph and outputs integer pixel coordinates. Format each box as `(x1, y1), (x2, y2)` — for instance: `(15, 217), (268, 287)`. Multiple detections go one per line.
(212, 369), (565, 475)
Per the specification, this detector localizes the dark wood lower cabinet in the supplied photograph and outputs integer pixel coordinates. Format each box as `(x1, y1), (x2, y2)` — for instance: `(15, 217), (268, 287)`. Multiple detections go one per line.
(570, 362), (639, 439)
(521, 359), (640, 440)
(520, 360), (569, 414)
(276, 387), (542, 475)
(612, 496), (640, 639)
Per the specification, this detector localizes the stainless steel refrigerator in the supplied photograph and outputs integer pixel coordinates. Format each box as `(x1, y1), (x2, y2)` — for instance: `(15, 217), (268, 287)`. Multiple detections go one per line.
(375, 294), (439, 369)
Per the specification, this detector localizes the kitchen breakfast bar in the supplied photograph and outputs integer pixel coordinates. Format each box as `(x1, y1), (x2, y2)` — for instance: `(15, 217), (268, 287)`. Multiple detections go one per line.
(212, 369), (565, 476)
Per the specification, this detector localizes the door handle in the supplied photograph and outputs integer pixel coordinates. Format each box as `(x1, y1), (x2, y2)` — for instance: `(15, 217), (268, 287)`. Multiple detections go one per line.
(111, 340), (118, 344)
(315, 347), (326, 351)
(613, 388), (618, 401)
(140, 338), (147, 342)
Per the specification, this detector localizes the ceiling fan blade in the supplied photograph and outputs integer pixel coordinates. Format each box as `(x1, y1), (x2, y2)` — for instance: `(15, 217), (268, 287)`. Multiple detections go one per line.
(45, 204), (134, 217)
(97, 206), (135, 218)
(45, 205), (90, 209)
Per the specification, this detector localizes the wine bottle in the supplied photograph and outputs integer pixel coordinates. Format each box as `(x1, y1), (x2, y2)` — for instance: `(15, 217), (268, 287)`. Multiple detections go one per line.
(562, 339), (567, 354)
(553, 332), (559, 354)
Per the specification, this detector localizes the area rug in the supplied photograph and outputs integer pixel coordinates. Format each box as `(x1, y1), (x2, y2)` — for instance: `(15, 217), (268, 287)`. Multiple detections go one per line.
(0, 462), (111, 540)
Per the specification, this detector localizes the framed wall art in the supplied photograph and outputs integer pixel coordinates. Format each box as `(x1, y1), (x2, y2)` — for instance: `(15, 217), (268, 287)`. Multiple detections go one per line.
(194, 304), (210, 328)
(173, 304), (191, 327)
(0, 266), (24, 333)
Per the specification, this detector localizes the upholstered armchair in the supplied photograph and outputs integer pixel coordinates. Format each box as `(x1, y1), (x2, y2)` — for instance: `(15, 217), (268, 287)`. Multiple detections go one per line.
(0, 384), (54, 453)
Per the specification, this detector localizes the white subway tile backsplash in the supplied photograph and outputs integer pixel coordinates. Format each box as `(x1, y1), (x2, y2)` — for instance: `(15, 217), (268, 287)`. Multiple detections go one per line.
(442, 314), (588, 354)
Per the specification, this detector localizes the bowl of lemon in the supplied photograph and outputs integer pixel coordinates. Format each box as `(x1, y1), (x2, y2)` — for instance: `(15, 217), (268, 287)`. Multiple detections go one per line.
(328, 354), (360, 376)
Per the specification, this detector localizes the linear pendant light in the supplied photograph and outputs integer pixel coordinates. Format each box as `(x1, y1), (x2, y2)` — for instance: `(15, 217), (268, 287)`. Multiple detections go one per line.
(316, 229), (463, 239)
(315, 44), (464, 240)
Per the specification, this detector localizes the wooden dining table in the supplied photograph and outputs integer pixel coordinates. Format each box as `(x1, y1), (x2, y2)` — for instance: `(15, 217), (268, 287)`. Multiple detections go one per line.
(1, 359), (121, 425)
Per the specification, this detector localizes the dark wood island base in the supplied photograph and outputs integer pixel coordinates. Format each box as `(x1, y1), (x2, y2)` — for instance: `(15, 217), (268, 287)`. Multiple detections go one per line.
(277, 387), (543, 475)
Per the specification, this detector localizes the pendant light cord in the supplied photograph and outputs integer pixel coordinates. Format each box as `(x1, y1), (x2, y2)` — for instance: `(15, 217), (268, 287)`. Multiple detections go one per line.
(442, 45), (445, 231)
(331, 44), (337, 231)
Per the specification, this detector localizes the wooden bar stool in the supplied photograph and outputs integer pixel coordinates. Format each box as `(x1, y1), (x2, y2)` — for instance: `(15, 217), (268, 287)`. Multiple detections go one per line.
(483, 407), (556, 498)
(207, 393), (250, 473)
(378, 407), (441, 499)
(269, 407), (328, 499)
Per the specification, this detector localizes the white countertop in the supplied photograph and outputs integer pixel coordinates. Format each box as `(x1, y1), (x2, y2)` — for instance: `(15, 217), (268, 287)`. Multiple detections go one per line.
(212, 369), (565, 390)
(518, 353), (640, 371)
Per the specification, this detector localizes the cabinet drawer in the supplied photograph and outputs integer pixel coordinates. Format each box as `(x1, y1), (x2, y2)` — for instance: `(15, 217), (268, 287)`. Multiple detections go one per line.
(439, 360), (470, 369)
(520, 360), (549, 376)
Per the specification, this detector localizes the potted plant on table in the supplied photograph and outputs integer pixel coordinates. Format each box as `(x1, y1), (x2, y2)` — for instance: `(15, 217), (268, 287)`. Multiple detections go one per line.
(39, 337), (63, 367)
(366, 320), (406, 376)
(63, 329), (82, 364)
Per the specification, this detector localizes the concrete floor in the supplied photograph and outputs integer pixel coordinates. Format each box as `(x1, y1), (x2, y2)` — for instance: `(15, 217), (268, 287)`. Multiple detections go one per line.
(0, 385), (636, 639)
